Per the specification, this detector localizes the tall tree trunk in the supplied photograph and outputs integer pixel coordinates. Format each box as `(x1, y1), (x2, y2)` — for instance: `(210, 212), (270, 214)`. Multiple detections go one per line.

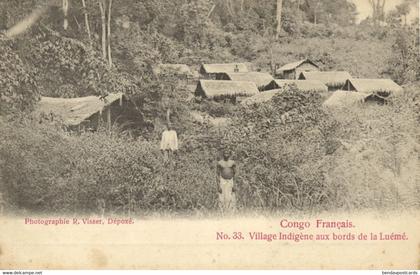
(269, 38), (276, 76)
(81, 0), (91, 41)
(380, 0), (386, 21)
(107, 0), (113, 67)
(275, 0), (283, 39)
(312, 0), (320, 24)
(63, 0), (69, 30)
(270, 46), (274, 76)
(99, 0), (106, 60)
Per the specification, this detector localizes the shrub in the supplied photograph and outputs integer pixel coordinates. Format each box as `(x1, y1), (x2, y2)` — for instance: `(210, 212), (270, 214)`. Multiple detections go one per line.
(0, 40), (39, 115)
(324, 88), (420, 210)
(0, 120), (218, 215)
(1, 85), (418, 215)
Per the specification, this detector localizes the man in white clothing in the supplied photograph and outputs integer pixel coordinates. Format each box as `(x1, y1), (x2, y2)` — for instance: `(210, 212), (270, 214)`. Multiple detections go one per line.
(160, 124), (178, 161)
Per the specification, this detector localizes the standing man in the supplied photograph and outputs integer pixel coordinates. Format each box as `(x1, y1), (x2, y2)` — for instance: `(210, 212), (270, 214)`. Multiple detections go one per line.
(160, 123), (178, 162)
(216, 150), (236, 211)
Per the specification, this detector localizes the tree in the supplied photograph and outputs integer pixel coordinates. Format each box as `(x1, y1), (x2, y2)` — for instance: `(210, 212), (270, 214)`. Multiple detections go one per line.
(98, 0), (113, 67)
(275, 0), (283, 39)
(369, 0), (386, 25)
(107, 0), (113, 67)
(98, 0), (107, 59)
(386, 30), (419, 84)
(81, 0), (91, 40)
(395, 2), (410, 25)
(300, 0), (357, 26)
(322, 0), (358, 26)
(0, 40), (39, 115)
(63, 0), (69, 30)
(304, 0), (322, 24)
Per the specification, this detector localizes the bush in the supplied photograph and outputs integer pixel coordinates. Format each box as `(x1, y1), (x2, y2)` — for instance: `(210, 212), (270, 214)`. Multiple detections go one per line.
(0, 40), (39, 115)
(222, 86), (340, 210)
(195, 100), (238, 118)
(324, 88), (420, 210)
(0, 120), (218, 215)
(1, 85), (418, 215)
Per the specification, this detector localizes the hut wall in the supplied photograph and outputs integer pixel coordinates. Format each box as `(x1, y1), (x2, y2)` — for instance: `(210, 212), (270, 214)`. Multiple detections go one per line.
(283, 70), (295, 80)
(215, 73), (231, 81)
(280, 63), (319, 80)
(365, 94), (386, 105)
(328, 86), (341, 92)
(201, 73), (218, 80)
(79, 99), (136, 132)
(195, 83), (206, 97)
(342, 81), (356, 91)
(295, 63), (319, 79)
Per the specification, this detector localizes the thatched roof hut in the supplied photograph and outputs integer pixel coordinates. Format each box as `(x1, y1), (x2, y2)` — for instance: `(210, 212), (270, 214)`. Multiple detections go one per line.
(342, 79), (403, 94)
(298, 71), (352, 90)
(195, 80), (259, 99)
(241, 89), (282, 105)
(34, 93), (126, 130)
(341, 78), (403, 104)
(199, 63), (249, 78)
(264, 80), (328, 93)
(323, 91), (367, 108)
(276, 59), (319, 79)
(217, 72), (274, 90)
(152, 64), (198, 78)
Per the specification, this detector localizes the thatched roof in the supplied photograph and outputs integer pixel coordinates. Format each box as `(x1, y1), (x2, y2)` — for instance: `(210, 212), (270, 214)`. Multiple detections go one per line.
(266, 80), (328, 93)
(342, 79), (403, 94)
(222, 72), (274, 88)
(299, 71), (352, 88)
(196, 80), (259, 98)
(277, 59), (319, 72)
(323, 90), (367, 107)
(152, 63), (197, 77)
(35, 93), (124, 126)
(241, 89), (282, 105)
(200, 63), (249, 74)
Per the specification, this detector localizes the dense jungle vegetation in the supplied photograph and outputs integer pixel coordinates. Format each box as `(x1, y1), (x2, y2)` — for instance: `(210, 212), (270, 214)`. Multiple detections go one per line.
(0, 0), (419, 215)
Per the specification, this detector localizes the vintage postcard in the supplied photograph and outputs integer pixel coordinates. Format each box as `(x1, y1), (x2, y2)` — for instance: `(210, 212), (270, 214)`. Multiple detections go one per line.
(0, 0), (419, 270)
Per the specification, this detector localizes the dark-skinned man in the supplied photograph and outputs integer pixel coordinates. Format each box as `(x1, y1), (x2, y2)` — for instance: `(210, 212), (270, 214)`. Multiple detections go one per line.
(216, 150), (236, 211)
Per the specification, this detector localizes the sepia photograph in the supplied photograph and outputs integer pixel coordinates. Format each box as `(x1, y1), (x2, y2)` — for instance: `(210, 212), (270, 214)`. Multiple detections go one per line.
(0, 0), (419, 271)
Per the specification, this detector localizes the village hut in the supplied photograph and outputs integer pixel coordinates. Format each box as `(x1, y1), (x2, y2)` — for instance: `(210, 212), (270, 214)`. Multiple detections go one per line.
(323, 90), (368, 108)
(341, 78), (403, 104)
(264, 79), (328, 93)
(34, 93), (135, 131)
(217, 72), (274, 90)
(298, 71), (352, 91)
(199, 63), (249, 79)
(342, 78), (402, 94)
(152, 64), (198, 80)
(241, 89), (283, 105)
(195, 80), (259, 102)
(276, 59), (319, 79)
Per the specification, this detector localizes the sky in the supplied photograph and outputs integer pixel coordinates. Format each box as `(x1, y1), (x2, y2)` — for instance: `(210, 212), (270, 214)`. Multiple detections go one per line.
(351, 0), (419, 23)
